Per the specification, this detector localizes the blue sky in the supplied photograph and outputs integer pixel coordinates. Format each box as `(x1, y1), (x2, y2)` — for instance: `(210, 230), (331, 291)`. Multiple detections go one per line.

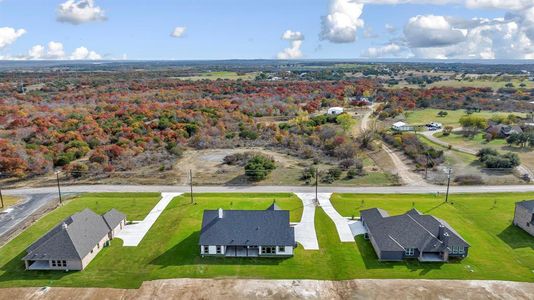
(0, 0), (531, 60)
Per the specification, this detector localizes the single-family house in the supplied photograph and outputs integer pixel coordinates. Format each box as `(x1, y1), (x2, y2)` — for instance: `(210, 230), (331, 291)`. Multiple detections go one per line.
(391, 121), (413, 132)
(327, 107), (344, 115)
(361, 208), (470, 262)
(199, 203), (295, 257)
(513, 200), (534, 236)
(486, 124), (523, 138)
(23, 208), (126, 271)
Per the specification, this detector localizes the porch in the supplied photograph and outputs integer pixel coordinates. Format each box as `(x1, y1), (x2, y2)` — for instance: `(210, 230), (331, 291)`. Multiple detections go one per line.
(418, 252), (446, 262)
(224, 246), (259, 257)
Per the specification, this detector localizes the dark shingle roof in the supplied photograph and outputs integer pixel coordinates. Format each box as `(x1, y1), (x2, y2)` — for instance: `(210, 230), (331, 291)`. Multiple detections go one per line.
(102, 208), (126, 230)
(23, 208), (125, 261)
(361, 208), (469, 253)
(199, 206), (294, 246)
(517, 200), (534, 211)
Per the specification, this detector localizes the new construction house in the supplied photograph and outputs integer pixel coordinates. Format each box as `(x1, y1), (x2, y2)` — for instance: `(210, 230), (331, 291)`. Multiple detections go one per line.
(513, 200), (534, 236)
(23, 208), (126, 271)
(361, 208), (470, 262)
(199, 203), (295, 257)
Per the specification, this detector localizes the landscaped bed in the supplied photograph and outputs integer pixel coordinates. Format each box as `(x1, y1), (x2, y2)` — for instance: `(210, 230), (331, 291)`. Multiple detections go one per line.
(0, 192), (533, 289)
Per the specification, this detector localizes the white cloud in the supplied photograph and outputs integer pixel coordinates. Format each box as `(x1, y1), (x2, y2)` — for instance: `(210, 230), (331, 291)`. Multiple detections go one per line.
(385, 24), (397, 33)
(71, 46), (102, 60)
(171, 27), (186, 38)
(277, 30), (304, 59)
(404, 15), (467, 48)
(23, 42), (102, 60)
(363, 43), (404, 58)
(320, 0), (365, 43)
(57, 0), (106, 25)
(0, 27), (26, 49)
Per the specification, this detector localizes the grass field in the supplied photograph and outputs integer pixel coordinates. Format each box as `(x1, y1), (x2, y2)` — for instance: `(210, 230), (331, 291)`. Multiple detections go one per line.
(405, 109), (525, 127)
(176, 71), (257, 81)
(1, 196), (21, 209)
(1, 192), (534, 289)
(396, 79), (534, 90)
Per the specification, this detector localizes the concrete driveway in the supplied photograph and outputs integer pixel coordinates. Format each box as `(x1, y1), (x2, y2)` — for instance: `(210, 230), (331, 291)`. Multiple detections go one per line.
(316, 193), (355, 243)
(293, 193), (319, 250)
(116, 192), (182, 246)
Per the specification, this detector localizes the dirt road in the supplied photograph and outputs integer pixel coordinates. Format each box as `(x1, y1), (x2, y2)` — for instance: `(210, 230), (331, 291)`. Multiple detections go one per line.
(360, 104), (427, 186)
(2, 278), (532, 300)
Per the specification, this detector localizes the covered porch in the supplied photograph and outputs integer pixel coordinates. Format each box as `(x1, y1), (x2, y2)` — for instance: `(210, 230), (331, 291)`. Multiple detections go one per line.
(224, 246), (259, 257)
(25, 260), (51, 270)
(418, 252), (446, 262)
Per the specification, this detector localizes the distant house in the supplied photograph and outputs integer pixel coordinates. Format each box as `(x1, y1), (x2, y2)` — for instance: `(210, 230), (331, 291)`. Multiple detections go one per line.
(391, 121), (413, 132)
(199, 203), (295, 257)
(361, 208), (470, 262)
(486, 124), (523, 138)
(513, 200), (534, 236)
(327, 107), (344, 115)
(23, 208), (126, 271)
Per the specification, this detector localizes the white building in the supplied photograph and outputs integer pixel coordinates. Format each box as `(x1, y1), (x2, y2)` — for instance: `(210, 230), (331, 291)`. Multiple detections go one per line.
(327, 107), (344, 115)
(392, 121), (413, 132)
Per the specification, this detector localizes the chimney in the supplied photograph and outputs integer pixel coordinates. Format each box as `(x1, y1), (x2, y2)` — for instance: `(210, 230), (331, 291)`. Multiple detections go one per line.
(438, 225), (445, 239)
(218, 208), (224, 219)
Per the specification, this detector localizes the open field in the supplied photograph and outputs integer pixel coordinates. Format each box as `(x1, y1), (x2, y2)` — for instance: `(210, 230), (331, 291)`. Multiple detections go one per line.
(405, 109), (525, 127)
(396, 79), (534, 90)
(435, 132), (534, 172)
(1, 192), (534, 289)
(1, 196), (20, 210)
(174, 71), (257, 81)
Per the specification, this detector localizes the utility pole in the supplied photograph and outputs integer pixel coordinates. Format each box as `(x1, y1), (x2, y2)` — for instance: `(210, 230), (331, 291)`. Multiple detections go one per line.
(56, 171), (62, 205)
(189, 169), (194, 204)
(445, 167), (452, 203)
(0, 186), (4, 209)
(424, 152), (429, 179)
(315, 168), (319, 205)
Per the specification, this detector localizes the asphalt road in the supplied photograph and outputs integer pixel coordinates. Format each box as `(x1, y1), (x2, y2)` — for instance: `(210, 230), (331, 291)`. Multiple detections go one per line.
(4, 183), (534, 195)
(0, 193), (58, 239)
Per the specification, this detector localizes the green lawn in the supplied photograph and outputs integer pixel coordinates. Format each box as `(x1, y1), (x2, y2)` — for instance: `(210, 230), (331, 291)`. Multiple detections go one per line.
(176, 71), (257, 81)
(405, 109), (525, 127)
(331, 193), (534, 282)
(395, 78), (534, 90)
(1, 192), (534, 289)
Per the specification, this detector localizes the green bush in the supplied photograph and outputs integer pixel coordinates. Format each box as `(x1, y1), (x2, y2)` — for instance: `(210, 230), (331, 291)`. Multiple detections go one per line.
(244, 155), (276, 181)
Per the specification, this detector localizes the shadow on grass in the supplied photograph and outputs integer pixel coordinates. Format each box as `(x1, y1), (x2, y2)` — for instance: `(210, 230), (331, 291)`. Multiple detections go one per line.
(423, 201), (446, 214)
(355, 236), (455, 276)
(497, 225), (534, 250)
(150, 231), (290, 267)
(0, 249), (70, 284)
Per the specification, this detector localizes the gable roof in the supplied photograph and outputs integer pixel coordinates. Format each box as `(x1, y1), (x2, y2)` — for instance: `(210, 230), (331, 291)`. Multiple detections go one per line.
(517, 200), (534, 212)
(266, 202), (282, 211)
(102, 208), (126, 229)
(199, 205), (294, 246)
(361, 208), (469, 253)
(23, 208), (126, 261)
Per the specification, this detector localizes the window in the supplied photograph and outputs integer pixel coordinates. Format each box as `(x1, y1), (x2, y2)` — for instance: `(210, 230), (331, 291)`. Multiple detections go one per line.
(51, 260), (57, 267)
(62, 260), (67, 267)
(261, 246), (276, 254)
(279, 246), (285, 253)
(203, 246), (209, 253)
(216, 246), (222, 254)
(527, 222), (530, 227)
(452, 246), (463, 254)
(97, 243), (100, 249)
(458, 247), (464, 254)
(404, 248), (414, 256)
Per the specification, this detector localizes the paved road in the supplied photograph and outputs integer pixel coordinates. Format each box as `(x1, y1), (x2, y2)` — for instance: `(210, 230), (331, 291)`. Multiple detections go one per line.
(0, 193), (58, 238)
(4, 184), (534, 195)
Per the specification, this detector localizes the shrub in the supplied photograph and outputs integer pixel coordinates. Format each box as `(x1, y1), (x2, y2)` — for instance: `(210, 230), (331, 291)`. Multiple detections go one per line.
(66, 162), (89, 178)
(244, 154), (276, 181)
(300, 167), (316, 181)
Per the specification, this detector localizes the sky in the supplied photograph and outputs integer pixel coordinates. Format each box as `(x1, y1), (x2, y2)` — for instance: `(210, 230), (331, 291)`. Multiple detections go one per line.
(0, 0), (533, 60)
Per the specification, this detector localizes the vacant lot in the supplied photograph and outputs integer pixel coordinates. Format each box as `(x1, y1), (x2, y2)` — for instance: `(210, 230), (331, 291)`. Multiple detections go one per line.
(396, 78), (534, 90)
(175, 71), (257, 81)
(405, 109), (525, 127)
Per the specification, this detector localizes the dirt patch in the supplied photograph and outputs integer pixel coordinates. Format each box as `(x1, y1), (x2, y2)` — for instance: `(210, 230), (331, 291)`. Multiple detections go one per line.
(1, 279), (533, 300)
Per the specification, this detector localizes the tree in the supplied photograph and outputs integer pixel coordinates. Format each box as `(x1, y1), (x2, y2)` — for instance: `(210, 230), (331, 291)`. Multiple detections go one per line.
(244, 155), (276, 181)
(336, 114), (355, 132)
(459, 115), (487, 137)
(437, 111), (448, 117)
(442, 126), (453, 136)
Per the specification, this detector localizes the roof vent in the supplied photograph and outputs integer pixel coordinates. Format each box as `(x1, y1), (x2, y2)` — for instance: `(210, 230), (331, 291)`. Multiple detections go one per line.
(218, 208), (223, 219)
(62, 222), (68, 230)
